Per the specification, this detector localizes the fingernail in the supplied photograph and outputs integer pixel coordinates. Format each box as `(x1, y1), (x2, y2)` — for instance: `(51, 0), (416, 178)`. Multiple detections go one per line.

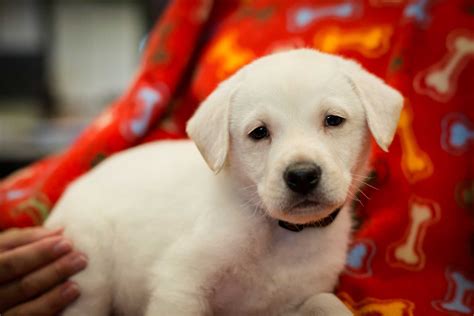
(53, 239), (72, 256)
(61, 282), (80, 300)
(69, 253), (88, 272)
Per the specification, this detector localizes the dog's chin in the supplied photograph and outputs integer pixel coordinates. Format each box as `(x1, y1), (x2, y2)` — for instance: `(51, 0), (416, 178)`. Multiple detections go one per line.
(265, 200), (342, 225)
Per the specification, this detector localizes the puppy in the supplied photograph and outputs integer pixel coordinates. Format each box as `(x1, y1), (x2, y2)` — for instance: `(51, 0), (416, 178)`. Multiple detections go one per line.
(45, 49), (403, 316)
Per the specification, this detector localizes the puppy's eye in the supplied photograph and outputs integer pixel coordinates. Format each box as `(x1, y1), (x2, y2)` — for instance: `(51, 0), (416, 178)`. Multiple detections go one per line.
(325, 115), (345, 127)
(249, 126), (269, 140)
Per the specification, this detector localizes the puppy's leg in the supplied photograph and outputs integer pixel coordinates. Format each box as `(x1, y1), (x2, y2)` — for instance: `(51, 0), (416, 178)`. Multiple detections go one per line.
(145, 284), (211, 316)
(291, 293), (353, 316)
(144, 241), (217, 316)
(144, 266), (213, 315)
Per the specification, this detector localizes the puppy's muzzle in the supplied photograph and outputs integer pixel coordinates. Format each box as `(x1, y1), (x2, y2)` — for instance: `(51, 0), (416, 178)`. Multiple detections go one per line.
(283, 162), (321, 195)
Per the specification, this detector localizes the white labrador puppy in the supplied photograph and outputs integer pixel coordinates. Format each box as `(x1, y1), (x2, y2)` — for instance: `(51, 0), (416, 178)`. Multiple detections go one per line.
(45, 49), (402, 316)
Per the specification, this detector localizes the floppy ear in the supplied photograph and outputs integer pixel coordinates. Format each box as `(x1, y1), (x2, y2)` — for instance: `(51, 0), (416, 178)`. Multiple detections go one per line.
(186, 73), (242, 173)
(343, 61), (404, 152)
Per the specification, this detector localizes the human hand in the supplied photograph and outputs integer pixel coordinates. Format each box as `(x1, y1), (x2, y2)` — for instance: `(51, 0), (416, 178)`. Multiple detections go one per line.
(0, 227), (87, 316)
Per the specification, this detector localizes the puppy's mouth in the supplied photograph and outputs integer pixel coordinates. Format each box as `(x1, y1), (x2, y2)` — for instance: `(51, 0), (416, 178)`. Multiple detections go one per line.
(278, 207), (342, 232)
(274, 196), (343, 228)
(291, 199), (320, 211)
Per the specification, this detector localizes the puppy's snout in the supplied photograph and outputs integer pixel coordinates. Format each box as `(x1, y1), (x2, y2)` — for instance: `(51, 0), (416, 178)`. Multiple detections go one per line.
(283, 162), (321, 195)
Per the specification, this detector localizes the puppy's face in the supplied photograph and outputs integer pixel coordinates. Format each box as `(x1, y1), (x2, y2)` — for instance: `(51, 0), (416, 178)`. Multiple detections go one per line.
(228, 66), (369, 224)
(187, 49), (403, 224)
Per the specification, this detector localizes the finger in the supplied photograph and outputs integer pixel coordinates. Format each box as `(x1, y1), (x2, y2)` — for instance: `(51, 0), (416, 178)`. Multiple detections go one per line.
(0, 227), (64, 251)
(4, 281), (80, 316)
(0, 251), (87, 311)
(0, 236), (72, 284)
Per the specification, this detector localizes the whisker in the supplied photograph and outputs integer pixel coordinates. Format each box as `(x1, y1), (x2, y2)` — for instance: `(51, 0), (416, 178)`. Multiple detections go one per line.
(357, 188), (370, 200)
(237, 184), (258, 193)
(351, 177), (379, 191)
(347, 188), (364, 207)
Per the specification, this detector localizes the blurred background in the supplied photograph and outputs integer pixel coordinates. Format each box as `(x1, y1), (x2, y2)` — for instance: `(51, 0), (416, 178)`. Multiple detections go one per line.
(0, 0), (169, 177)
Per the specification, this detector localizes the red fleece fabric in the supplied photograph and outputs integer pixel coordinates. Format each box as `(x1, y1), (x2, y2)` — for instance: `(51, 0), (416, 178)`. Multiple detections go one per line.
(1, 0), (472, 315)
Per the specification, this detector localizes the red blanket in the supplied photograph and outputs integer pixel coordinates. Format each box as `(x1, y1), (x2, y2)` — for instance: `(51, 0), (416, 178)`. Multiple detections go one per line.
(1, 0), (472, 314)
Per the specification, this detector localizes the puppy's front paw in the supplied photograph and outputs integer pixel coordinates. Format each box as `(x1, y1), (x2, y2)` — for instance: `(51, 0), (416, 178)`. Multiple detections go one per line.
(296, 293), (353, 316)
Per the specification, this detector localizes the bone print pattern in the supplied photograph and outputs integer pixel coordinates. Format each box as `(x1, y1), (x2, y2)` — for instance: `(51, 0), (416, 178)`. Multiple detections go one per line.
(397, 104), (433, 183)
(386, 197), (441, 270)
(414, 30), (474, 102)
(11, 193), (51, 226)
(345, 239), (376, 278)
(339, 292), (416, 316)
(403, 0), (431, 25)
(0, 1), (471, 316)
(120, 82), (170, 141)
(205, 30), (255, 80)
(286, 1), (363, 32)
(432, 269), (474, 314)
(441, 113), (473, 155)
(313, 25), (393, 58)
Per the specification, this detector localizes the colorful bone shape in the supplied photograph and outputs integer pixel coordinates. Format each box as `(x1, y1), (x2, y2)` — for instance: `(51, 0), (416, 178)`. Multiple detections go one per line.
(339, 292), (415, 316)
(433, 270), (474, 314)
(0, 161), (48, 203)
(441, 113), (473, 155)
(414, 31), (474, 102)
(386, 197), (440, 270)
(120, 83), (168, 141)
(398, 105), (433, 183)
(403, 0), (430, 24)
(130, 88), (161, 137)
(207, 30), (255, 79)
(345, 239), (376, 278)
(287, 2), (361, 32)
(12, 194), (51, 226)
(5, 189), (29, 202)
(0, 190), (29, 213)
(313, 25), (393, 58)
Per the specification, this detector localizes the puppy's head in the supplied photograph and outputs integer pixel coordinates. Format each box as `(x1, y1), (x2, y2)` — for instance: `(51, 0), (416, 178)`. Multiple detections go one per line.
(187, 49), (403, 224)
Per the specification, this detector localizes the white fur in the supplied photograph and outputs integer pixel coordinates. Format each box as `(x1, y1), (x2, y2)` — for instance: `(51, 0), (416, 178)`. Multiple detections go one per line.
(45, 49), (402, 316)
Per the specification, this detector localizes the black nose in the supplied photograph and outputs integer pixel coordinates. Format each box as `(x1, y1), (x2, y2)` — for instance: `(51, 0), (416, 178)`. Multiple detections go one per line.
(283, 162), (321, 195)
